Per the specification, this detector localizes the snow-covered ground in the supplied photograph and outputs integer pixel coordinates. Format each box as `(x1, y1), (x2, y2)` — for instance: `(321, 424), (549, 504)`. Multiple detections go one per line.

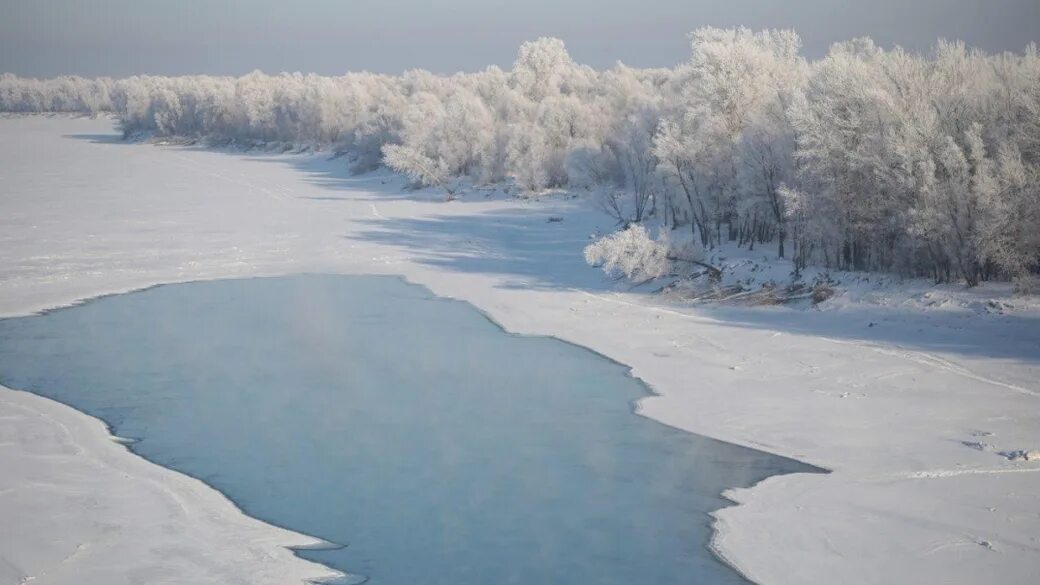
(2, 116), (1038, 584)
(0, 389), (346, 585)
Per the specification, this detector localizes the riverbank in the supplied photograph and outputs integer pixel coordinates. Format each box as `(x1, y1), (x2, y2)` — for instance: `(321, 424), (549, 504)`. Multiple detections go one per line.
(2, 116), (1038, 584)
(0, 387), (346, 585)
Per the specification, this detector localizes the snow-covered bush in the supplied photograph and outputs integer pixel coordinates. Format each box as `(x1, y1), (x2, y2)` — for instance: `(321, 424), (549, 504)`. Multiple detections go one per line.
(584, 225), (672, 281)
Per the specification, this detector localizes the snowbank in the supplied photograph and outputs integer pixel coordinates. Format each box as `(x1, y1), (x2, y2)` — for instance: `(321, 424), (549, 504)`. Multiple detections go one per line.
(0, 387), (345, 585)
(2, 116), (1039, 584)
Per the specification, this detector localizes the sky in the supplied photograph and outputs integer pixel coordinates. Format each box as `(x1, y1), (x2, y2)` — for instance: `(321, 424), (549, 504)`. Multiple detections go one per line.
(2, 0), (1038, 77)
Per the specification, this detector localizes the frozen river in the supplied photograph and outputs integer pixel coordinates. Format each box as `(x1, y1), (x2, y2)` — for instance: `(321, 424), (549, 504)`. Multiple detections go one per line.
(0, 274), (817, 584)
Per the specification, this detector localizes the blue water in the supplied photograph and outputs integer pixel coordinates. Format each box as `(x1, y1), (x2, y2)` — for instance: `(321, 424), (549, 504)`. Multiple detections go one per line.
(0, 275), (818, 584)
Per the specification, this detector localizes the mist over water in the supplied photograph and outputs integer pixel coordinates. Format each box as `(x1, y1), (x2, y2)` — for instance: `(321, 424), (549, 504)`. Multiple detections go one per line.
(0, 275), (820, 584)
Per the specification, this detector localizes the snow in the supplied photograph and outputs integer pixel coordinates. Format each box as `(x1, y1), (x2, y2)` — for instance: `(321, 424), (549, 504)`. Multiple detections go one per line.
(0, 388), (348, 585)
(2, 116), (1039, 584)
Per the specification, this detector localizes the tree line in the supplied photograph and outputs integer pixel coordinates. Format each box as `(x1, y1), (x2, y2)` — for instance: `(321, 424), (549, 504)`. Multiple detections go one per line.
(3, 29), (1037, 287)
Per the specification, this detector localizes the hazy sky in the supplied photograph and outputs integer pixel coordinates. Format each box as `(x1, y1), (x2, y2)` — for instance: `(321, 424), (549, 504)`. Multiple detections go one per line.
(2, 0), (1038, 77)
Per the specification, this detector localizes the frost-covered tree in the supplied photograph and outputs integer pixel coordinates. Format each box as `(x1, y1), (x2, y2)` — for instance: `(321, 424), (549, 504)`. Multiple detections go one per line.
(382, 143), (452, 197)
(655, 27), (805, 255)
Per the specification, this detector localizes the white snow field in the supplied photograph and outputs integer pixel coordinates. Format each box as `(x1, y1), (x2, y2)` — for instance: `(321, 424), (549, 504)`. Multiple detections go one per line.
(1, 116), (1039, 584)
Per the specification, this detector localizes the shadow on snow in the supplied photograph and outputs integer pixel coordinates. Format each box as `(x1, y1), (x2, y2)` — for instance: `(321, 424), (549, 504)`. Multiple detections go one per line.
(59, 128), (1040, 364)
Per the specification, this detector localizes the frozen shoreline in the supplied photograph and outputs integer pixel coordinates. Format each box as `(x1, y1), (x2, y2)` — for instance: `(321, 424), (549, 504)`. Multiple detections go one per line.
(0, 387), (347, 585)
(2, 116), (1039, 584)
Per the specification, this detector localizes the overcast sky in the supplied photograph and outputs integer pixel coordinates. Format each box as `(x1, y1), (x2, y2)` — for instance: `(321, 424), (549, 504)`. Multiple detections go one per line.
(2, 0), (1038, 77)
